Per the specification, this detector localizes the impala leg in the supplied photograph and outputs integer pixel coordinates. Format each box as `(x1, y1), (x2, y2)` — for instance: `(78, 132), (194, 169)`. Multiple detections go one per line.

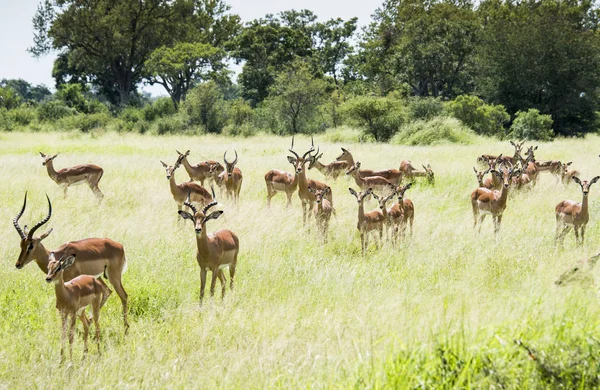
(210, 268), (219, 297)
(286, 192), (292, 207)
(477, 214), (486, 233)
(68, 313), (77, 360)
(574, 226), (580, 246)
(92, 295), (102, 355)
(78, 311), (90, 356)
(199, 268), (207, 304)
(494, 214), (503, 235)
(302, 201), (308, 226)
(98, 278), (112, 311)
(581, 225), (586, 246)
(106, 271), (129, 333)
(218, 270), (227, 298)
(60, 311), (68, 362)
(63, 185), (68, 198)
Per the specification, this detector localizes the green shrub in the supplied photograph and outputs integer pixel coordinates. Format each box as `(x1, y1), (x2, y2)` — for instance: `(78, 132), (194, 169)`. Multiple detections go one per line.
(8, 106), (36, 127)
(342, 96), (406, 142)
(182, 82), (227, 133)
(37, 100), (76, 122)
(407, 97), (445, 121)
(152, 116), (187, 135)
(321, 126), (366, 143)
(392, 116), (475, 145)
(58, 112), (111, 132)
(509, 109), (554, 141)
(223, 123), (257, 137)
(142, 97), (177, 122)
(446, 95), (509, 137)
(56, 84), (88, 113)
(0, 107), (14, 130)
(252, 101), (285, 135)
(0, 86), (22, 109)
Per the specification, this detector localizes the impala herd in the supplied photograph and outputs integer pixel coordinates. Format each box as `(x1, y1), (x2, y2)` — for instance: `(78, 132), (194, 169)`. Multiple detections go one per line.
(11, 137), (598, 360)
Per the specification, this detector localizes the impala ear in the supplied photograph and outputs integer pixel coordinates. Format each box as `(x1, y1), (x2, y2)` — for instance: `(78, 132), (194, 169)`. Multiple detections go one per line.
(287, 156), (296, 164)
(39, 228), (53, 240)
(178, 210), (194, 220)
(422, 164), (427, 170)
(205, 210), (224, 221)
(160, 160), (168, 168)
(348, 188), (357, 197)
(590, 176), (600, 185)
(324, 186), (330, 195)
(341, 148), (348, 153)
(372, 193), (380, 200)
(62, 254), (76, 269)
(39, 152), (46, 158)
(572, 176), (582, 185)
(308, 187), (316, 194)
(510, 141), (516, 146)
(566, 162), (573, 166)
(405, 183), (413, 190)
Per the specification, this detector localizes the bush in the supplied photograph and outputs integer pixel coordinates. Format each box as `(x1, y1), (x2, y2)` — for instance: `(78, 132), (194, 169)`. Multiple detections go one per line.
(182, 82), (227, 133)
(252, 101), (285, 135)
(509, 109), (554, 141)
(0, 86), (22, 109)
(8, 106), (36, 127)
(446, 95), (509, 137)
(58, 112), (111, 132)
(142, 97), (177, 122)
(228, 98), (254, 130)
(407, 97), (445, 121)
(392, 116), (475, 145)
(0, 107), (14, 130)
(37, 100), (76, 122)
(342, 96), (406, 142)
(152, 116), (187, 135)
(321, 126), (366, 143)
(56, 84), (89, 113)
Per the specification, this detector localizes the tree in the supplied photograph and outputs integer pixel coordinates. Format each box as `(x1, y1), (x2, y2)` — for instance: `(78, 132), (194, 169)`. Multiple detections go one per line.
(354, 0), (480, 98)
(30, 0), (178, 106)
(267, 59), (326, 134)
(476, 0), (600, 136)
(314, 17), (358, 88)
(0, 79), (51, 103)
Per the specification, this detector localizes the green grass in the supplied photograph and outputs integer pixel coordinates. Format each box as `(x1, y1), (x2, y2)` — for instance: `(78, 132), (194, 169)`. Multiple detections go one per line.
(2, 131), (600, 388)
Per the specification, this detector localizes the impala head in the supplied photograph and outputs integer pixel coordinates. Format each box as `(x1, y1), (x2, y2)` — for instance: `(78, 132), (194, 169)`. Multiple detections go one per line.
(45, 253), (76, 283)
(422, 164), (435, 184)
(395, 183), (412, 201)
(473, 167), (490, 186)
(178, 187), (221, 234)
(373, 192), (394, 210)
(336, 147), (351, 162)
(175, 149), (191, 159)
(524, 145), (538, 161)
(208, 161), (225, 177)
(510, 140), (525, 157)
(223, 150), (239, 178)
(491, 168), (521, 188)
(346, 161), (361, 175)
(308, 186), (330, 204)
(287, 135), (315, 174)
(349, 187), (371, 204)
(555, 253), (600, 286)
(14, 193), (53, 269)
(39, 152), (59, 166)
(573, 176), (600, 195)
(308, 152), (323, 170)
(161, 156), (183, 179)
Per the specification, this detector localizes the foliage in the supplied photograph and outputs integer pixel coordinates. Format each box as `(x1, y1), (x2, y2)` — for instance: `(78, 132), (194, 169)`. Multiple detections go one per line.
(182, 82), (227, 133)
(8, 106), (37, 127)
(37, 100), (76, 122)
(342, 95), (406, 141)
(56, 84), (89, 113)
(0, 86), (22, 109)
(446, 95), (509, 137)
(142, 98), (177, 122)
(267, 59), (327, 134)
(509, 109), (554, 141)
(228, 98), (254, 130)
(0, 79), (51, 103)
(407, 97), (445, 121)
(57, 112), (111, 132)
(392, 116), (475, 145)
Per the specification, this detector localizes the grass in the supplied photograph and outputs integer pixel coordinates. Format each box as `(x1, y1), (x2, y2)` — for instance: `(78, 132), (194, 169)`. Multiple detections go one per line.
(2, 130), (600, 387)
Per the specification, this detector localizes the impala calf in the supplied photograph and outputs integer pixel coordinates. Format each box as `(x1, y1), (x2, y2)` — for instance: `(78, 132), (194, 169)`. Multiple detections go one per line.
(161, 156), (213, 216)
(176, 150), (224, 186)
(555, 176), (600, 247)
(179, 192), (240, 304)
(13, 193), (129, 331)
(473, 167), (490, 187)
(389, 183), (415, 237)
(308, 187), (334, 242)
(349, 188), (385, 253)
(346, 162), (394, 195)
(40, 152), (104, 202)
(46, 253), (110, 360)
(373, 192), (395, 242)
(559, 162), (580, 186)
(264, 165), (298, 207)
(336, 148), (403, 185)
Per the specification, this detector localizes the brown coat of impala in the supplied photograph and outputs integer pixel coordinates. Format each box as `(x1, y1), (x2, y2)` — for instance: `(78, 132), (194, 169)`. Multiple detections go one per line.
(216, 150), (243, 202)
(308, 152), (348, 179)
(399, 161), (435, 184)
(40, 152), (104, 202)
(559, 162), (580, 186)
(161, 156), (213, 215)
(46, 253), (110, 360)
(264, 164), (298, 207)
(288, 137), (333, 225)
(349, 188), (386, 253)
(336, 148), (403, 185)
(179, 193), (240, 304)
(555, 176), (600, 247)
(471, 168), (521, 234)
(525, 145), (562, 183)
(13, 193), (129, 331)
(389, 183), (415, 237)
(308, 186), (334, 242)
(346, 161), (394, 194)
(176, 150), (224, 186)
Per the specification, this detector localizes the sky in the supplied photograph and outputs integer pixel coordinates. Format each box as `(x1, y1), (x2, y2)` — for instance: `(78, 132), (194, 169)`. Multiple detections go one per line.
(0, 0), (377, 96)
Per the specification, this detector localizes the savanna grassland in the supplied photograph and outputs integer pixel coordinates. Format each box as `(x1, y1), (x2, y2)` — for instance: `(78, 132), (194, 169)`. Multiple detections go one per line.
(2, 131), (600, 388)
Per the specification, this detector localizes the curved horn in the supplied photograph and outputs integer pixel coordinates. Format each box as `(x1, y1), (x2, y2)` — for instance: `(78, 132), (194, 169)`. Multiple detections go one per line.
(28, 194), (52, 239)
(13, 192), (27, 239)
(183, 189), (198, 215)
(233, 150), (238, 165)
(202, 186), (218, 215)
(223, 150), (229, 164)
(289, 135), (300, 159)
(302, 136), (316, 160)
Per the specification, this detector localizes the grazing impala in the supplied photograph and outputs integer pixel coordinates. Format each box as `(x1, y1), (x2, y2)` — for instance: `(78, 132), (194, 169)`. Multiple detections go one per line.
(216, 150), (243, 202)
(264, 163), (298, 207)
(46, 253), (110, 360)
(349, 188), (385, 253)
(308, 152), (348, 179)
(288, 136), (333, 225)
(336, 148), (403, 185)
(555, 176), (600, 247)
(471, 167), (521, 234)
(308, 187), (334, 242)
(179, 191), (240, 304)
(13, 193), (129, 331)
(161, 156), (213, 215)
(176, 150), (224, 186)
(346, 162), (394, 194)
(559, 162), (580, 186)
(39, 152), (104, 202)
(399, 161), (435, 184)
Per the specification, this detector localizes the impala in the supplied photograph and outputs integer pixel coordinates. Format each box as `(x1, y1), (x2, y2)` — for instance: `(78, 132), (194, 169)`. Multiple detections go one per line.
(288, 136), (333, 225)
(399, 161), (435, 184)
(179, 191), (240, 304)
(559, 162), (580, 186)
(39, 152), (104, 202)
(349, 188), (385, 253)
(373, 192), (395, 242)
(264, 163), (298, 207)
(346, 162), (394, 194)
(161, 156), (213, 215)
(176, 150), (224, 186)
(46, 253), (110, 360)
(308, 152), (348, 179)
(389, 183), (415, 237)
(473, 167), (490, 187)
(13, 193), (129, 331)
(482, 155), (503, 190)
(336, 148), (403, 185)
(471, 167), (521, 234)
(308, 187), (334, 242)
(555, 176), (600, 247)
(216, 150), (243, 202)
(525, 145), (561, 183)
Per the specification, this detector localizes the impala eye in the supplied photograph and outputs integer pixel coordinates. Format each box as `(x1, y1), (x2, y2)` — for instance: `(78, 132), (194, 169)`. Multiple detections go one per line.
(27, 244), (34, 251)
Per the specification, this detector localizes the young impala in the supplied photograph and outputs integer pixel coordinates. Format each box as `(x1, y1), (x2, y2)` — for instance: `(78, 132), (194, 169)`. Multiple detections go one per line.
(555, 176), (600, 247)
(176, 150), (224, 186)
(161, 156), (213, 216)
(388, 183), (415, 237)
(308, 187), (334, 242)
(559, 162), (580, 186)
(46, 253), (110, 360)
(473, 167), (490, 187)
(179, 190), (240, 304)
(346, 162), (394, 194)
(308, 152), (348, 179)
(349, 188), (386, 253)
(215, 150), (243, 202)
(39, 152), (104, 202)
(13, 193), (129, 331)
(399, 161), (435, 184)
(373, 192), (395, 242)
(264, 162), (298, 207)
(336, 148), (403, 185)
